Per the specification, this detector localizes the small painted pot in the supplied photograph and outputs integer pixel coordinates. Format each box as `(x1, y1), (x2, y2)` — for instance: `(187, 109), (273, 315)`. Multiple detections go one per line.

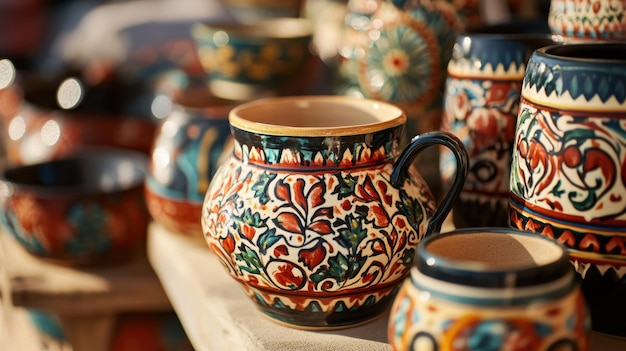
(388, 228), (591, 351)
(440, 33), (555, 228)
(201, 95), (469, 329)
(509, 43), (626, 336)
(190, 17), (313, 101)
(548, 0), (626, 42)
(0, 148), (149, 266)
(145, 85), (235, 240)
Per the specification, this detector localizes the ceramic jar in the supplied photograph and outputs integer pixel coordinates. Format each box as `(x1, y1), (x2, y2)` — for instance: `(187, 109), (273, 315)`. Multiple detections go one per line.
(201, 95), (468, 329)
(388, 228), (590, 351)
(509, 43), (626, 336)
(440, 33), (555, 228)
(548, 0), (626, 42)
(145, 84), (235, 241)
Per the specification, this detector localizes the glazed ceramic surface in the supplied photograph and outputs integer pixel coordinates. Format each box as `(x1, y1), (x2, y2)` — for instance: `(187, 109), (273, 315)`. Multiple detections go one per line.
(549, 0), (626, 42)
(191, 18), (313, 100)
(388, 228), (590, 351)
(0, 148), (149, 266)
(336, 0), (466, 134)
(201, 96), (468, 329)
(145, 85), (234, 240)
(440, 33), (555, 228)
(509, 43), (626, 336)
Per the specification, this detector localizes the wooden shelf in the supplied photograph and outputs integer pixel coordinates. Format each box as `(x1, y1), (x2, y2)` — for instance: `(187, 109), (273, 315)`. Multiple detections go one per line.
(0, 233), (173, 351)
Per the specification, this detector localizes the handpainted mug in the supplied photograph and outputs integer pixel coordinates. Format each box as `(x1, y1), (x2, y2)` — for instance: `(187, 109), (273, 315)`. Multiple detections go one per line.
(388, 228), (590, 351)
(201, 95), (469, 329)
(509, 43), (626, 337)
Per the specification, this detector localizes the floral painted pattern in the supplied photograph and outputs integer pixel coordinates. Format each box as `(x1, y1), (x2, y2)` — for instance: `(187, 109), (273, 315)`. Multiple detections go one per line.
(201, 118), (442, 328)
(549, 0), (626, 41)
(388, 273), (590, 351)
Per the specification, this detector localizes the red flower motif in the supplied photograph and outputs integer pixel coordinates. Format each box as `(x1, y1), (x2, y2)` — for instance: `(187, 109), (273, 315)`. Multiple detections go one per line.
(273, 263), (304, 289)
(298, 242), (327, 270)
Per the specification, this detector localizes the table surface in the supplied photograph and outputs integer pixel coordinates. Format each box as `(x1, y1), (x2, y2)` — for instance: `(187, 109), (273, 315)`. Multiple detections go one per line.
(147, 219), (626, 351)
(0, 233), (171, 316)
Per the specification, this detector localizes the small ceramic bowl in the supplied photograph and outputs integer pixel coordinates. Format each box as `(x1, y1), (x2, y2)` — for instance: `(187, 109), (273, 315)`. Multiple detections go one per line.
(0, 148), (150, 266)
(190, 17), (313, 100)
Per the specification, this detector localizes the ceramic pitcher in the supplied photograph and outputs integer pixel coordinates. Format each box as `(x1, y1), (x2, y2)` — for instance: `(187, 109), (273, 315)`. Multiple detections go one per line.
(201, 95), (468, 329)
(509, 43), (626, 337)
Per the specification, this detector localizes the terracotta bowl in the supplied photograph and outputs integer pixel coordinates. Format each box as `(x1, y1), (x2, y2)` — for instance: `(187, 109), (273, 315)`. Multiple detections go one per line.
(190, 17), (313, 100)
(0, 148), (150, 266)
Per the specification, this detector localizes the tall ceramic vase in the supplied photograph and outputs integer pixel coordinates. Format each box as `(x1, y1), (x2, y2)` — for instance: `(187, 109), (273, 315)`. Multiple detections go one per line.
(440, 33), (555, 228)
(509, 43), (626, 337)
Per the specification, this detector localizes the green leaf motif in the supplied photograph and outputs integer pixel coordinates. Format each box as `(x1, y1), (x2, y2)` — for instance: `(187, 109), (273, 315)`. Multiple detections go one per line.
(251, 172), (277, 205)
(257, 228), (279, 255)
(241, 207), (267, 228)
(401, 248), (415, 266)
(550, 180), (565, 198)
(331, 173), (357, 199)
(235, 244), (263, 274)
(396, 190), (424, 230)
(337, 214), (367, 255)
(310, 252), (363, 284)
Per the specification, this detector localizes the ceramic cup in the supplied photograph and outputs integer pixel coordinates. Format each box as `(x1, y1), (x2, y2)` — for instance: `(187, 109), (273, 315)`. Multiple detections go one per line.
(0, 148), (149, 266)
(145, 83), (235, 241)
(202, 95), (469, 329)
(190, 17), (313, 101)
(440, 32), (555, 228)
(388, 228), (591, 351)
(509, 43), (626, 336)
(548, 0), (626, 42)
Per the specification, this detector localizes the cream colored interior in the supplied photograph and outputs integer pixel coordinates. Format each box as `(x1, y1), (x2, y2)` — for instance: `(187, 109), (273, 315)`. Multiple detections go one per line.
(230, 97), (405, 136)
(426, 232), (563, 270)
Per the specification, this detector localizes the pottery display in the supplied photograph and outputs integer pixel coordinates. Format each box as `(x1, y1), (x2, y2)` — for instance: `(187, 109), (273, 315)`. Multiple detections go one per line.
(388, 228), (590, 351)
(190, 17), (314, 101)
(145, 83), (235, 241)
(509, 43), (626, 336)
(548, 0), (626, 42)
(0, 148), (150, 266)
(440, 32), (555, 228)
(201, 95), (468, 329)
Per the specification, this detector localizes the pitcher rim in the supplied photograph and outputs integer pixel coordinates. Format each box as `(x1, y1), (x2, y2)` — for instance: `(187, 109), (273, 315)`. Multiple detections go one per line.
(228, 95), (407, 137)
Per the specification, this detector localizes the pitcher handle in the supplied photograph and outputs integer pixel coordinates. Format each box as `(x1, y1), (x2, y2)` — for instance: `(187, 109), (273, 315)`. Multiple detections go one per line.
(390, 131), (469, 235)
